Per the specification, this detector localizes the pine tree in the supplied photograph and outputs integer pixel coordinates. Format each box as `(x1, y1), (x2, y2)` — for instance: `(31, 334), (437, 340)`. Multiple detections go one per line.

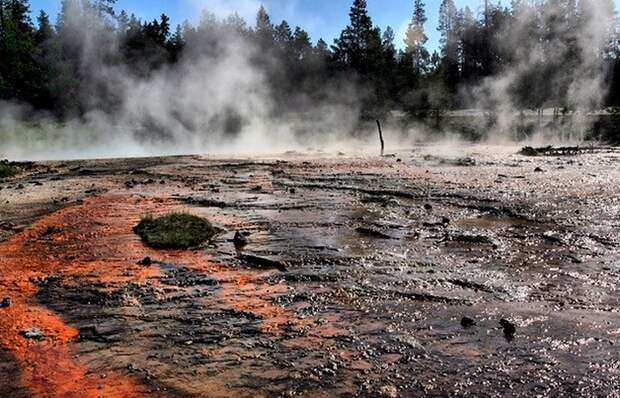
(274, 20), (293, 51)
(92, 0), (115, 29)
(35, 10), (53, 44)
(116, 10), (129, 33)
(333, 0), (375, 71)
(168, 23), (184, 62)
(32, 9), (57, 108)
(293, 27), (312, 61)
(382, 26), (396, 61)
(313, 38), (332, 72)
(381, 26), (398, 104)
(93, 0), (115, 18)
(404, 0), (429, 75)
(315, 38), (330, 57)
(437, 0), (459, 93)
(159, 14), (170, 42)
(0, 0), (42, 103)
(6, 0), (31, 32)
(223, 12), (247, 35)
(333, 0), (389, 117)
(255, 5), (274, 47)
(459, 6), (479, 83)
(430, 50), (440, 70)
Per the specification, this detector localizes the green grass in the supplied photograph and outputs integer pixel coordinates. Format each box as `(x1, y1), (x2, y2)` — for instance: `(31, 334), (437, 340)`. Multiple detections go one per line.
(0, 160), (19, 178)
(133, 213), (217, 249)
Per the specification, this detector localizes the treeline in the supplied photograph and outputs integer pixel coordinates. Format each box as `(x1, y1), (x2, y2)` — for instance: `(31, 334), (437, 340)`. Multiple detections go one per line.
(1, 0), (619, 123)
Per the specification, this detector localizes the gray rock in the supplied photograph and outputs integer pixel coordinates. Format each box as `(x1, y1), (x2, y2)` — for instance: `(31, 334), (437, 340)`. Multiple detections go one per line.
(461, 316), (476, 328)
(500, 319), (516, 338)
(0, 297), (11, 308)
(20, 327), (45, 340)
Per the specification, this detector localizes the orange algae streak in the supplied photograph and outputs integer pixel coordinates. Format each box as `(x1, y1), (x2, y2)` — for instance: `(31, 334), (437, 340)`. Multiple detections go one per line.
(0, 195), (168, 398)
(0, 194), (302, 396)
(218, 278), (297, 335)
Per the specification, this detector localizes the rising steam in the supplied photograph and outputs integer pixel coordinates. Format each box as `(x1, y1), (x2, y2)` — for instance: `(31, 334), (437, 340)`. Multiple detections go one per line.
(0, 0), (617, 161)
(464, 0), (616, 143)
(0, 2), (363, 161)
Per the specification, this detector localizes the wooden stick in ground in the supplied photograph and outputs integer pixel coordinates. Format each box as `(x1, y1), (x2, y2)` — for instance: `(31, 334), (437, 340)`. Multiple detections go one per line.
(376, 119), (385, 156)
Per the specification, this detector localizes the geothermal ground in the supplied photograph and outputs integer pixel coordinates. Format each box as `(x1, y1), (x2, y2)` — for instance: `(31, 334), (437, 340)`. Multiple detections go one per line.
(0, 145), (619, 398)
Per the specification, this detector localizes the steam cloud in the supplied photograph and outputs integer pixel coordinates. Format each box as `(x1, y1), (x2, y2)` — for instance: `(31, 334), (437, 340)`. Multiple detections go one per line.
(0, 2), (364, 161)
(0, 0), (617, 161)
(464, 0), (616, 144)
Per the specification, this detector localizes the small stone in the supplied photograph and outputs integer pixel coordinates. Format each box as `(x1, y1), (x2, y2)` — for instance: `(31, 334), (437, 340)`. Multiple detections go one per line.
(233, 231), (249, 247)
(534, 167), (544, 173)
(0, 297), (11, 308)
(20, 328), (45, 340)
(379, 385), (398, 398)
(137, 257), (152, 266)
(461, 316), (476, 328)
(500, 319), (516, 338)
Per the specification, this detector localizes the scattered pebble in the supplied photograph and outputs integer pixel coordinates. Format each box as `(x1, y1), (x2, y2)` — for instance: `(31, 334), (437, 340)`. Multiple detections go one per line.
(500, 319), (516, 338)
(461, 316), (476, 328)
(20, 328), (45, 340)
(379, 385), (398, 398)
(137, 257), (153, 266)
(0, 297), (11, 308)
(233, 231), (249, 247)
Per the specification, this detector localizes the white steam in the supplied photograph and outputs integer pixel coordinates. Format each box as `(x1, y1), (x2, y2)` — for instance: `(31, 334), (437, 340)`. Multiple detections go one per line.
(0, 2), (363, 161)
(465, 0), (616, 143)
(0, 1), (617, 161)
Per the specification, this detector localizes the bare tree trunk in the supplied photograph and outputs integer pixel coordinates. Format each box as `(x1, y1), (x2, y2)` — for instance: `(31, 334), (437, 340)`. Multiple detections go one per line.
(376, 120), (385, 157)
(569, 111), (574, 141)
(519, 109), (525, 140)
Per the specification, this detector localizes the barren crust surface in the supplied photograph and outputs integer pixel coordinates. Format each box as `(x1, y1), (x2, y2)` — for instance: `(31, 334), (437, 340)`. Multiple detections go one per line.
(0, 146), (618, 397)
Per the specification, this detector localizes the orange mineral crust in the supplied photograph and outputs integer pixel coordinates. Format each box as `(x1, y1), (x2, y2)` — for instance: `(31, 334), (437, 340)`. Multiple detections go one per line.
(0, 194), (302, 397)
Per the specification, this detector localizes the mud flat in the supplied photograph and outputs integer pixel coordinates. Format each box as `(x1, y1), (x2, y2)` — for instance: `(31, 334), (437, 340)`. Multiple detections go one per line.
(0, 145), (619, 397)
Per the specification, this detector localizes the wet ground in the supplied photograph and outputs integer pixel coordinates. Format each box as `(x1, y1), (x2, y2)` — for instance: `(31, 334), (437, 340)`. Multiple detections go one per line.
(0, 145), (619, 397)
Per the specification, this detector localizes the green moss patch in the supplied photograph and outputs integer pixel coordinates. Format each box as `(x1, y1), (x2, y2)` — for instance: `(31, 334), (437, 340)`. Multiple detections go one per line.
(0, 160), (19, 178)
(134, 213), (217, 249)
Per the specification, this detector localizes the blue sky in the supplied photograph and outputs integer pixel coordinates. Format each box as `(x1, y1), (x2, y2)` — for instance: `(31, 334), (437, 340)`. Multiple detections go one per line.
(27, 0), (619, 51)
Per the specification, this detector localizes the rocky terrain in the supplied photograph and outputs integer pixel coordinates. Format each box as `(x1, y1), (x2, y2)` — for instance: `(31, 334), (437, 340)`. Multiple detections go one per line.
(0, 145), (619, 397)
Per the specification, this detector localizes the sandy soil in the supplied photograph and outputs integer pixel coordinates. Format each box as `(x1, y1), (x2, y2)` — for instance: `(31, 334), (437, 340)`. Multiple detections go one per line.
(0, 145), (619, 397)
